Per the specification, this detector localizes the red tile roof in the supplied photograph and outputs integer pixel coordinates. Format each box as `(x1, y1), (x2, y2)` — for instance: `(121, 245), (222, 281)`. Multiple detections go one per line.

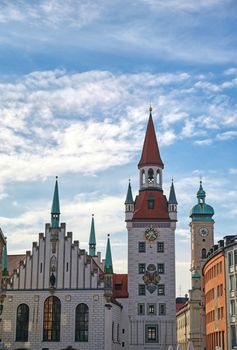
(8, 254), (25, 277)
(113, 274), (128, 298)
(133, 190), (170, 220)
(138, 113), (164, 169)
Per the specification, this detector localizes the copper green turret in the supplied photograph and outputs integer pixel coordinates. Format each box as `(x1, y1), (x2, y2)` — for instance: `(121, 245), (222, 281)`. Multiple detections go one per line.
(190, 181), (214, 222)
(89, 214), (96, 257)
(51, 177), (60, 228)
(105, 234), (113, 274)
(2, 240), (8, 277)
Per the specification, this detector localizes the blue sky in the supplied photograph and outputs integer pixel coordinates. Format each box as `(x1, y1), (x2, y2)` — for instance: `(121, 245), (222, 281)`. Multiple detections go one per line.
(0, 0), (237, 295)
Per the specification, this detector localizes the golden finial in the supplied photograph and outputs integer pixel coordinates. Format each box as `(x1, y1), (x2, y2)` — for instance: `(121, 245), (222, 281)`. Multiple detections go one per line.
(149, 104), (152, 113)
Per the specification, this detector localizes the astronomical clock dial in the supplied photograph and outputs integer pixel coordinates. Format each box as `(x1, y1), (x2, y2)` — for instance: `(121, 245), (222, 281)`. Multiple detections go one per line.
(199, 227), (209, 237)
(145, 227), (159, 241)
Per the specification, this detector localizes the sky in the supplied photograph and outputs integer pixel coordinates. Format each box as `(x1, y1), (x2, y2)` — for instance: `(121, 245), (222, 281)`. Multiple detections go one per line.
(0, 0), (237, 295)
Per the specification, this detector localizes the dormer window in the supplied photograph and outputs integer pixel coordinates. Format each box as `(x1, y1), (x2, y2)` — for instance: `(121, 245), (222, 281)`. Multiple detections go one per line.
(148, 168), (154, 183)
(148, 193), (154, 209)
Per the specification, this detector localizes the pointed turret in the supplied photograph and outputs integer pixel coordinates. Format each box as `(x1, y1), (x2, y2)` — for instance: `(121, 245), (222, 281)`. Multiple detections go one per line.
(89, 214), (96, 257)
(168, 180), (178, 221)
(2, 239), (8, 277)
(105, 234), (113, 274)
(169, 180), (178, 205)
(138, 107), (164, 191)
(125, 180), (134, 222)
(138, 107), (164, 169)
(51, 176), (60, 228)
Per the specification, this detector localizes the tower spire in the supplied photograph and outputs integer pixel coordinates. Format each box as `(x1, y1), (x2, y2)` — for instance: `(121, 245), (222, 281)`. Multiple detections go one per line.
(125, 179), (133, 204)
(51, 176), (60, 228)
(169, 179), (178, 204)
(89, 214), (96, 256)
(138, 107), (164, 169)
(105, 234), (113, 274)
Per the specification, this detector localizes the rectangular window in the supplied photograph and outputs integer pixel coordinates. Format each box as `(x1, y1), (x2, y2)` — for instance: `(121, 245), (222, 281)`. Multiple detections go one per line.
(139, 284), (146, 295)
(158, 263), (164, 274)
(145, 325), (158, 343)
(138, 303), (145, 315)
(147, 304), (156, 315)
(158, 284), (165, 295)
(159, 303), (166, 315)
(139, 242), (146, 253)
(157, 242), (164, 253)
(231, 325), (237, 348)
(235, 250), (237, 266)
(231, 300), (235, 316)
(229, 252), (233, 268)
(139, 263), (146, 274)
(230, 275), (235, 291)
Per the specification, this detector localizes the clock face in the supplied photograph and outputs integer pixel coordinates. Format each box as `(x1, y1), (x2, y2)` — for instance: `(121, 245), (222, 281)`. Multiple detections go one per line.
(145, 227), (159, 241)
(199, 227), (209, 237)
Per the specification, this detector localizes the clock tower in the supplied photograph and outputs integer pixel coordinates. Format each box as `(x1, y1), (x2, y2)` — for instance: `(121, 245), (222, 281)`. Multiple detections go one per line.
(125, 108), (177, 349)
(189, 181), (214, 350)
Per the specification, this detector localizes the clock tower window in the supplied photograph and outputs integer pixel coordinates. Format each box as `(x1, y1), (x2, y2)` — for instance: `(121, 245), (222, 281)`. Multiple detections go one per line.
(202, 248), (206, 259)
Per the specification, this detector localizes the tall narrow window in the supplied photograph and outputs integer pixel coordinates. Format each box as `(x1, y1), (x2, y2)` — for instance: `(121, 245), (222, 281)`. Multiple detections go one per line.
(43, 296), (61, 341)
(16, 304), (29, 341)
(201, 248), (206, 259)
(75, 303), (89, 342)
(148, 168), (154, 183)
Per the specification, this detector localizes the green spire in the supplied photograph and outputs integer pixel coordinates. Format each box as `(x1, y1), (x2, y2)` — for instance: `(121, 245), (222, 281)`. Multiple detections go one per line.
(51, 176), (60, 228)
(2, 240), (8, 277)
(168, 180), (178, 204)
(125, 179), (133, 204)
(197, 181), (206, 203)
(89, 214), (96, 256)
(105, 234), (113, 274)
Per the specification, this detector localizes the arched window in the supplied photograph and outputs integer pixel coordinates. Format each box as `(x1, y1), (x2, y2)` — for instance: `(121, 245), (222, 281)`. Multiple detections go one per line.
(157, 169), (161, 185)
(202, 248), (206, 259)
(75, 303), (89, 342)
(16, 304), (29, 341)
(43, 296), (61, 341)
(142, 170), (145, 185)
(148, 168), (154, 183)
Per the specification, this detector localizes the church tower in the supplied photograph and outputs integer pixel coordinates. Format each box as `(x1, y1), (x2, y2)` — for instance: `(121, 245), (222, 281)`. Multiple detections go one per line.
(188, 181), (214, 350)
(125, 108), (177, 349)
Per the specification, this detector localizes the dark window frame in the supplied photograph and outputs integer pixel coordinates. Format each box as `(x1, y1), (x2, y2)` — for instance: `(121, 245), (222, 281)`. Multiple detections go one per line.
(138, 242), (146, 253)
(139, 263), (146, 274)
(158, 284), (165, 295)
(145, 324), (158, 343)
(157, 242), (164, 253)
(16, 303), (29, 342)
(138, 284), (146, 295)
(43, 296), (61, 342)
(157, 263), (165, 274)
(75, 303), (89, 342)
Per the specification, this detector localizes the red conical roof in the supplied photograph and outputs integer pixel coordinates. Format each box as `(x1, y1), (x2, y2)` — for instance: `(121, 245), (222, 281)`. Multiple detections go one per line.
(138, 111), (164, 169)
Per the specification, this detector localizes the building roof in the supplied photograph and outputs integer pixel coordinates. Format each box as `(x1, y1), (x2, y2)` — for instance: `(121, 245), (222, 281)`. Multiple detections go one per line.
(125, 180), (133, 204)
(176, 296), (189, 313)
(138, 111), (164, 169)
(112, 274), (128, 298)
(8, 254), (25, 277)
(133, 190), (170, 220)
(168, 180), (178, 204)
(51, 177), (60, 214)
(89, 214), (96, 245)
(105, 235), (113, 274)
(190, 181), (214, 221)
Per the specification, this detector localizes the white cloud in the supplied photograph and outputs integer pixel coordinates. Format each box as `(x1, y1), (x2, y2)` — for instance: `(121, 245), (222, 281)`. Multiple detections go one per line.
(194, 139), (213, 145)
(229, 168), (237, 175)
(216, 131), (237, 140)
(141, 0), (226, 12)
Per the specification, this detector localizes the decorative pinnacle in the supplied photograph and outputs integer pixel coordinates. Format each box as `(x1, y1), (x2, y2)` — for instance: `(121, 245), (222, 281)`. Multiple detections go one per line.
(108, 234), (110, 237)
(149, 104), (152, 113)
(56, 176), (58, 179)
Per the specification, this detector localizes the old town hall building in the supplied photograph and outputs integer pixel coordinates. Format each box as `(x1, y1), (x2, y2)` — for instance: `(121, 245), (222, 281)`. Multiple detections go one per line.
(0, 109), (177, 350)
